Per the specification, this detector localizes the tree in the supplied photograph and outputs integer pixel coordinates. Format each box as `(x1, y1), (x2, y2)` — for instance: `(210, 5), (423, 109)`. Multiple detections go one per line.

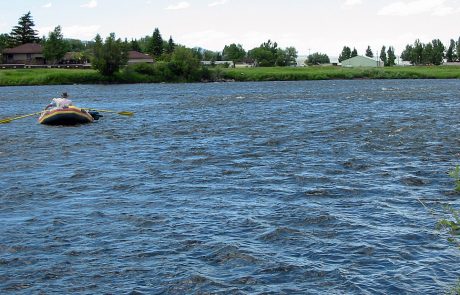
(351, 48), (358, 57)
(400, 44), (413, 63)
(223, 43), (246, 67)
(284, 46), (298, 66)
(365, 46), (373, 58)
(166, 36), (175, 54)
(91, 33), (128, 76)
(130, 39), (141, 52)
(413, 39), (424, 65)
(306, 52), (330, 65)
(64, 39), (88, 52)
(380, 46), (387, 66)
(248, 40), (278, 67)
(457, 37), (460, 62)
(202, 49), (218, 62)
(0, 33), (9, 52)
(169, 46), (201, 81)
(431, 39), (445, 65)
(150, 28), (163, 57)
(43, 26), (67, 64)
(387, 46), (396, 66)
(9, 11), (40, 46)
(338, 46), (351, 62)
(446, 39), (456, 62)
(422, 43), (433, 64)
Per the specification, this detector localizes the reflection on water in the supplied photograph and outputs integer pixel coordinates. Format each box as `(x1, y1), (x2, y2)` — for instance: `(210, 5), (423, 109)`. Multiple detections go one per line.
(1, 80), (460, 294)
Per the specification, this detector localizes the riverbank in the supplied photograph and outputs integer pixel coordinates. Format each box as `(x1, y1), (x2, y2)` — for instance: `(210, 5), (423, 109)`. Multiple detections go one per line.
(0, 66), (460, 86)
(221, 66), (460, 81)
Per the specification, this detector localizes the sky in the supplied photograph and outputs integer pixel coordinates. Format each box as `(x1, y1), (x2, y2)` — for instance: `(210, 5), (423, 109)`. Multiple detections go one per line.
(1, 0), (459, 57)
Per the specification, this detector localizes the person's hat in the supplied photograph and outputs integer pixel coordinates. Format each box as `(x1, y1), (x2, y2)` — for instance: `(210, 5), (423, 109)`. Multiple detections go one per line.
(61, 92), (68, 98)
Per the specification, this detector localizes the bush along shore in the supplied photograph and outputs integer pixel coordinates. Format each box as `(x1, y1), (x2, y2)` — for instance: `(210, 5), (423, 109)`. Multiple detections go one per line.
(1, 65), (460, 86)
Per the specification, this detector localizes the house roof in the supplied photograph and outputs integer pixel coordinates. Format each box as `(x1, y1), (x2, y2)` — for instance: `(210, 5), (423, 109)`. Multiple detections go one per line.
(3, 43), (43, 54)
(128, 50), (153, 60)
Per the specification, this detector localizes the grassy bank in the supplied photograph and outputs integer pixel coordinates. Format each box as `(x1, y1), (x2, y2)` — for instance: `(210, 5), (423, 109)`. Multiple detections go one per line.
(220, 66), (460, 81)
(1, 66), (460, 86)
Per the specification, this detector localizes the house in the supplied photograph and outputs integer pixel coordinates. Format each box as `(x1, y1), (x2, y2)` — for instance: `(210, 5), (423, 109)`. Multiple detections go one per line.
(341, 55), (381, 67)
(127, 51), (154, 64)
(2, 43), (44, 64)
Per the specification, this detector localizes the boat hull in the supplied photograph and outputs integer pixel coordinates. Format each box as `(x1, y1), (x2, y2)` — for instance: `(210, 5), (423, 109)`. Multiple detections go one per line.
(39, 106), (94, 125)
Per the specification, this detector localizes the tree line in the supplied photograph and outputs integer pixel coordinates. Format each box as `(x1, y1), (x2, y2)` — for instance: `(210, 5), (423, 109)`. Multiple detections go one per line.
(0, 12), (300, 77)
(1, 12), (460, 78)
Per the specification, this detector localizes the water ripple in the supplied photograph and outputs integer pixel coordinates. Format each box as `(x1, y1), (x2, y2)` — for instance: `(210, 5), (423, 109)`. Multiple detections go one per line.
(1, 80), (460, 294)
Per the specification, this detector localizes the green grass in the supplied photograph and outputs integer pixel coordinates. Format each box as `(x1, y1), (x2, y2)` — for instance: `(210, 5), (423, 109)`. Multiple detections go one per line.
(0, 66), (459, 86)
(221, 66), (460, 81)
(0, 69), (105, 86)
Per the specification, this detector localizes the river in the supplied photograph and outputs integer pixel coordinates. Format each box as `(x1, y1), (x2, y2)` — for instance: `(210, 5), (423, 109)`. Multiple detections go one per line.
(1, 80), (459, 294)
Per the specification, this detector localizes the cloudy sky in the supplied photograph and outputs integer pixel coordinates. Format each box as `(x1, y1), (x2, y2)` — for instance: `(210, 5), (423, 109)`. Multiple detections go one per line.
(1, 0), (459, 56)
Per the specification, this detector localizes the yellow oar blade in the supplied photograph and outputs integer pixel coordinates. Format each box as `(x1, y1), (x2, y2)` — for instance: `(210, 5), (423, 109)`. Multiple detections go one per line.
(117, 111), (134, 116)
(0, 112), (42, 124)
(0, 118), (13, 124)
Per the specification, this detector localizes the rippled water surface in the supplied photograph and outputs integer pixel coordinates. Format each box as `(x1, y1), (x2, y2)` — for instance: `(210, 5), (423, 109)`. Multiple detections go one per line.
(1, 80), (460, 294)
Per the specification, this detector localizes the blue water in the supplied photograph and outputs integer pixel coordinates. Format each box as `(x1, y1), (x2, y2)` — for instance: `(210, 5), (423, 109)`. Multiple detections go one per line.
(1, 80), (459, 294)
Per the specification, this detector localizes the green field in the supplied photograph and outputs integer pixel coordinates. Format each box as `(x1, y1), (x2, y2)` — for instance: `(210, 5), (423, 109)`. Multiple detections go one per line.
(221, 66), (460, 81)
(0, 66), (460, 86)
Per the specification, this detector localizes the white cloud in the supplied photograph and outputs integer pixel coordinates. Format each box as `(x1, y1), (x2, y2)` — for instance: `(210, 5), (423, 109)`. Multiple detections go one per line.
(37, 26), (55, 36)
(63, 25), (101, 40)
(165, 1), (190, 10)
(42, 2), (52, 8)
(178, 30), (230, 50)
(81, 0), (98, 8)
(343, 0), (363, 6)
(209, 0), (228, 7)
(38, 24), (101, 40)
(378, 0), (457, 16)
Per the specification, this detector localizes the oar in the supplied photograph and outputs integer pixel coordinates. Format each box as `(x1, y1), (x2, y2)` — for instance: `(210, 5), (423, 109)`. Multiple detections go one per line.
(0, 111), (42, 124)
(86, 109), (134, 116)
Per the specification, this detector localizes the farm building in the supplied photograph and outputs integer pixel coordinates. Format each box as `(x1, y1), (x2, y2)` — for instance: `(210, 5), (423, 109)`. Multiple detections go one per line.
(341, 55), (381, 67)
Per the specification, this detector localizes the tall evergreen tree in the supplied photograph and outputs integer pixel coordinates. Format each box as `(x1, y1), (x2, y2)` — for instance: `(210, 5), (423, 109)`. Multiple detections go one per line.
(150, 28), (163, 57)
(365, 46), (373, 58)
(387, 46), (396, 66)
(351, 48), (358, 57)
(9, 11), (40, 46)
(338, 46), (351, 62)
(43, 26), (67, 64)
(166, 36), (175, 54)
(380, 46), (387, 66)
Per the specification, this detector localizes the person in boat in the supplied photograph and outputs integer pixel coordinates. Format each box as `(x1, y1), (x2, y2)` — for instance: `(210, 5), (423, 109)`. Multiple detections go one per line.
(45, 92), (73, 110)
